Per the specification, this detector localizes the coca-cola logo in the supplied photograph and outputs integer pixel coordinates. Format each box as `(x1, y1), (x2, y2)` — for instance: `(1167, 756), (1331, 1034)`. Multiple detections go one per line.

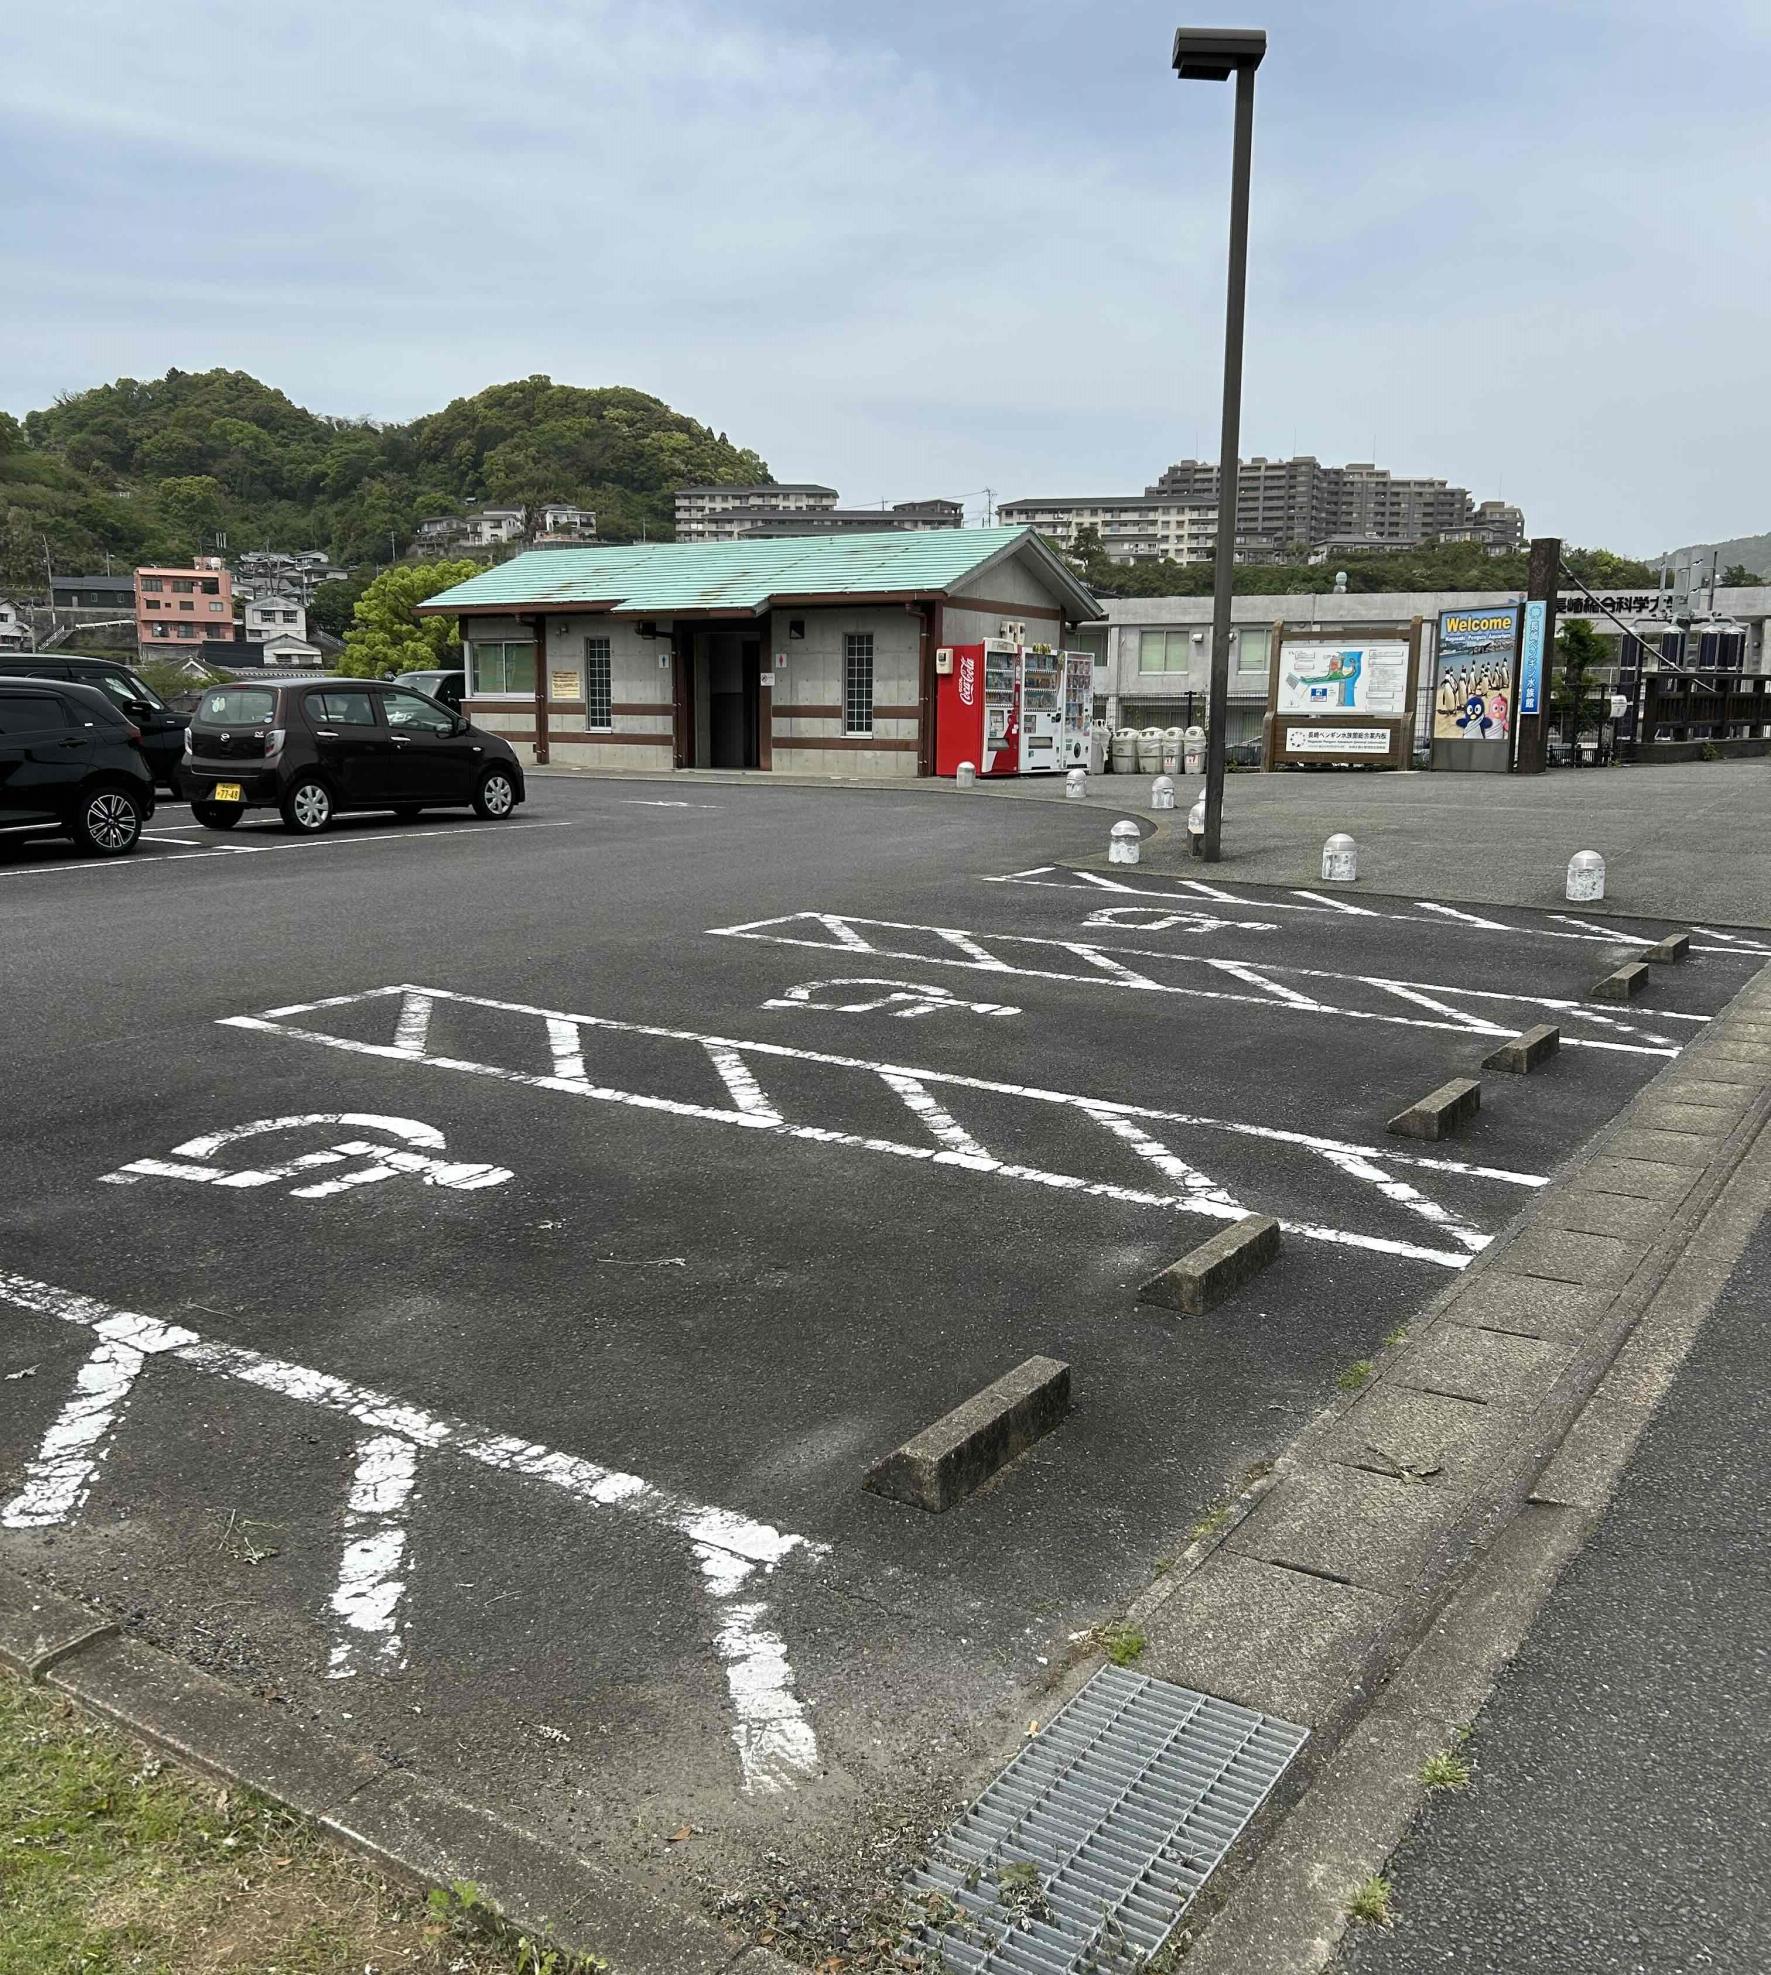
(957, 651), (976, 707)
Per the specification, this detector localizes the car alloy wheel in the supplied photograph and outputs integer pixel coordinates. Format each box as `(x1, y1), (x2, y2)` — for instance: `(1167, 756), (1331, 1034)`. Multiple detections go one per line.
(83, 791), (140, 853)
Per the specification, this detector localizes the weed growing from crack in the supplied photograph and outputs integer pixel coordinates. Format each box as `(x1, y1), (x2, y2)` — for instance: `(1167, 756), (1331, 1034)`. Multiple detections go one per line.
(1101, 1623), (1147, 1667)
(1421, 1750), (1471, 1791)
(1346, 1875), (1394, 1927)
(1338, 1360), (1375, 1392)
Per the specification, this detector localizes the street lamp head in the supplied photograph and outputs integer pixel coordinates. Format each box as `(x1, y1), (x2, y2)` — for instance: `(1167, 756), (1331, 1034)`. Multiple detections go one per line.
(1172, 25), (1266, 78)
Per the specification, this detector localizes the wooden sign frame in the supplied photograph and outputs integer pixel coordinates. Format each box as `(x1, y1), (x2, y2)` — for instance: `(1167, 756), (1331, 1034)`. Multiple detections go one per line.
(1261, 617), (1424, 769)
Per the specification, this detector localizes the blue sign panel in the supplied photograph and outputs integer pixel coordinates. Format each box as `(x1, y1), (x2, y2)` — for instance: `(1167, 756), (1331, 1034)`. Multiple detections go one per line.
(1520, 599), (1547, 717)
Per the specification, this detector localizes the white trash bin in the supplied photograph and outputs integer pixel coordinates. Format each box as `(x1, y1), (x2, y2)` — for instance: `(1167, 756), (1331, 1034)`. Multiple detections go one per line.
(1183, 724), (1206, 776)
(1136, 727), (1165, 775)
(1111, 728), (1139, 775)
(1162, 725), (1185, 774)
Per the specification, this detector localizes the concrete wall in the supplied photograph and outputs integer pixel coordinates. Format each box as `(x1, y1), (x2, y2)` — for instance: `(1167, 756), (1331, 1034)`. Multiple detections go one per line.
(463, 615), (674, 772)
(768, 605), (921, 777)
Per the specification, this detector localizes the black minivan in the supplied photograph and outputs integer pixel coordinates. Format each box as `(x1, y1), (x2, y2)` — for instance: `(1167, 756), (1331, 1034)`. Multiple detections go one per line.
(182, 677), (525, 833)
(0, 655), (188, 792)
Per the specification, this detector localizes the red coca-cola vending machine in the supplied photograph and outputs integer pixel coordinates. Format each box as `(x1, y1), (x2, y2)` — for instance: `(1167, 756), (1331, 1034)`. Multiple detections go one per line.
(935, 639), (1022, 777)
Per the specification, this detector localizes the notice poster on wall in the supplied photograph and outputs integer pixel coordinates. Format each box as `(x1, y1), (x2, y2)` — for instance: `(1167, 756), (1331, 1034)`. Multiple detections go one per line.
(1433, 607), (1519, 742)
(1277, 642), (1410, 717)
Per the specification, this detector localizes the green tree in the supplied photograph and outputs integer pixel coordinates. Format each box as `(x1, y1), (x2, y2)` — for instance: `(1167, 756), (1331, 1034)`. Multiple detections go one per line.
(307, 571), (372, 638)
(336, 558), (479, 677)
(1552, 616), (1610, 759)
(1721, 562), (1761, 586)
(155, 474), (227, 553)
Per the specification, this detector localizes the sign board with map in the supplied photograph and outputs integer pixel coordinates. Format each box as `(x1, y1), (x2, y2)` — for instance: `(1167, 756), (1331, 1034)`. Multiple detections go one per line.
(1262, 619), (1424, 769)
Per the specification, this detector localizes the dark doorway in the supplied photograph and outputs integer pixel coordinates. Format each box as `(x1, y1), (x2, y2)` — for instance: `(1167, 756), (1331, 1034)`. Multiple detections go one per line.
(682, 627), (763, 769)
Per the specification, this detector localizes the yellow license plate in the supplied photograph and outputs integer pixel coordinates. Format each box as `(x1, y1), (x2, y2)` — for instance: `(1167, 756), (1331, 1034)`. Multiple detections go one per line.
(211, 783), (244, 804)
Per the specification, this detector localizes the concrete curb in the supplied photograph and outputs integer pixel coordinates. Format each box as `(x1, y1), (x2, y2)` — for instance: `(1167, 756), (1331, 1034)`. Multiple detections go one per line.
(1098, 948), (1771, 1957)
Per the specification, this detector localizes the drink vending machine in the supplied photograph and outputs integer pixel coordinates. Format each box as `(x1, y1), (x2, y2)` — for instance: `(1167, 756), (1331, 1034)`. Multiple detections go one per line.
(935, 641), (1095, 777)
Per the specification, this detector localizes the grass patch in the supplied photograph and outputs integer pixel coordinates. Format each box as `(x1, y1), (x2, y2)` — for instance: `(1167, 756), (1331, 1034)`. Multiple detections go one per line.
(1100, 1624), (1146, 1667)
(0, 1668), (597, 1973)
(1188, 1504), (1231, 1544)
(1383, 1327), (1410, 1350)
(1337, 1359), (1376, 1392)
(1421, 1749), (1471, 1791)
(1346, 1874), (1394, 1927)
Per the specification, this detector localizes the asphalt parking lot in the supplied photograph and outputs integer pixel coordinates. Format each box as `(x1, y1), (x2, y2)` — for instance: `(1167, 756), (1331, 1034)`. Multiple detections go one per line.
(2, 778), (1763, 1930)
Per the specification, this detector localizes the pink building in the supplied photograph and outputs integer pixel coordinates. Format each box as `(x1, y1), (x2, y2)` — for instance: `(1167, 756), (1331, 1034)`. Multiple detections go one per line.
(136, 556), (233, 654)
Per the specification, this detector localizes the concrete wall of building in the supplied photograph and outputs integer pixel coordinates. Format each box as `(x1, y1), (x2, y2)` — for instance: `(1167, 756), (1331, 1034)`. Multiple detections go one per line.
(462, 613), (675, 771)
(768, 604), (920, 776)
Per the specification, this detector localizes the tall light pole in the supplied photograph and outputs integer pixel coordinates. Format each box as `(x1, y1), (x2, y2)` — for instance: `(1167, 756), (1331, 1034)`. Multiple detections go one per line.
(1172, 26), (1265, 861)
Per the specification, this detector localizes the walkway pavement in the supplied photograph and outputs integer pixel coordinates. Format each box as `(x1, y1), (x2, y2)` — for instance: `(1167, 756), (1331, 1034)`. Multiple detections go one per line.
(1338, 1204), (1771, 1975)
(1129, 759), (1771, 927)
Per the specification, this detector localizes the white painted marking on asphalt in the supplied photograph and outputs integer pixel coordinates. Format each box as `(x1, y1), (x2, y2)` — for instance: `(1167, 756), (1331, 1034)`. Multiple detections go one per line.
(1, 1335), (147, 1527)
(621, 799), (719, 809)
(392, 992), (435, 1056)
(222, 985), (1555, 1269)
(1080, 1109), (1244, 1214)
(694, 1544), (820, 1794)
(327, 1432), (419, 1679)
(704, 1044), (786, 1123)
(1291, 889), (1380, 915)
(983, 872), (1761, 961)
(711, 913), (1694, 1055)
(876, 1071), (994, 1163)
(762, 979), (1021, 1019)
(0, 1270), (825, 1790)
(1414, 902), (1512, 931)
(546, 1014), (590, 1084)
(0, 819), (573, 883)
(102, 1113), (511, 1197)
(1081, 904), (1277, 934)
(1072, 870), (1141, 892)
(1690, 925), (1771, 952)
(1362, 980), (1513, 1035)
(1550, 915), (1655, 945)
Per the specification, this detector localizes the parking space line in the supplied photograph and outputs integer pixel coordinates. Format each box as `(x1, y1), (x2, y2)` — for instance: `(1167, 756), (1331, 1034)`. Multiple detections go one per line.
(982, 871), (1767, 959)
(327, 1432), (418, 1680)
(0, 1267), (824, 1794)
(0, 819), (574, 883)
(221, 984), (1548, 1268)
(710, 913), (1695, 1054)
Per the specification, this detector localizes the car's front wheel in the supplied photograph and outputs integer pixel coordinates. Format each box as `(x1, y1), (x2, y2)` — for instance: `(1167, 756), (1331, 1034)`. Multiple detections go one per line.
(71, 784), (145, 857)
(191, 800), (242, 830)
(471, 767), (517, 820)
(280, 777), (334, 834)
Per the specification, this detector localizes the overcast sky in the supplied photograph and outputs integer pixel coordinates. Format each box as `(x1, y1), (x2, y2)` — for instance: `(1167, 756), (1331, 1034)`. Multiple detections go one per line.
(5, 1), (1765, 553)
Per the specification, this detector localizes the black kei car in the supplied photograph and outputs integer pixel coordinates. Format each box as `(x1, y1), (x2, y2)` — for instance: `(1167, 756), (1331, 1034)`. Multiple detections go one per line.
(0, 654), (188, 792)
(0, 678), (157, 856)
(181, 677), (525, 833)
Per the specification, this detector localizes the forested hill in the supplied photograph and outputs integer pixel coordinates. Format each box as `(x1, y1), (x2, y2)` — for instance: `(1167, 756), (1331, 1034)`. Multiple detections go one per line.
(0, 369), (769, 584)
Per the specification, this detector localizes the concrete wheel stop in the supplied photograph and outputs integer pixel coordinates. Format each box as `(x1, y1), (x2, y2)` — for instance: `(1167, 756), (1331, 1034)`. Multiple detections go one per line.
(864, 1354), (1071, 1511)
(1483, 1023), (1560, 1074)
(1386, 1076), (1481, 1140)
(1139, 1214), (1281, 1316)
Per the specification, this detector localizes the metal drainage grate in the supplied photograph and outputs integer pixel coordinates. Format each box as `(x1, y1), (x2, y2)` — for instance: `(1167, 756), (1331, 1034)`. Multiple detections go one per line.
(904, 1665), (1307, 1973)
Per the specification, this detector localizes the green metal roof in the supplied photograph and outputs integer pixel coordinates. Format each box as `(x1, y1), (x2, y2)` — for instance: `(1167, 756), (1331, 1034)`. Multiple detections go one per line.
(418, 526), (1103, 619)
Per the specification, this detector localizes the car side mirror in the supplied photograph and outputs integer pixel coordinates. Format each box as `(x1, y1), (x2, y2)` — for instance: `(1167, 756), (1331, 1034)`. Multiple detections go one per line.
(127, 699), (155, 718)
(453, 715), (471, 736)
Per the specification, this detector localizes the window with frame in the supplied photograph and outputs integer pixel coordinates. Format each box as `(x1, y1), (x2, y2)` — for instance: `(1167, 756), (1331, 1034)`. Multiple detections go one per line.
(1235, 628), (1270, 674)
(584, 636), (613, 730)
(843, 632), (874, 734)
(307, 687), (378, 727)
(1138, 629), (1191, 672)
(469, 640), (537, 696)
(382, 688), (454, 735)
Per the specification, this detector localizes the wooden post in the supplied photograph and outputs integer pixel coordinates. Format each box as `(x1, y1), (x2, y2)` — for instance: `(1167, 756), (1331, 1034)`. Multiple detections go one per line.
(1261, 617), (1286, 768)
(531, 613), (550, 765)
(1512, 537), (1560, 776)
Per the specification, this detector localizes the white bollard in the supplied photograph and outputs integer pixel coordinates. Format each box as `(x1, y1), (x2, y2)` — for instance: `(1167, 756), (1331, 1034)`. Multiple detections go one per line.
(956, 761), (976, 789)
(1566, 849), (1605, 901)
(1184, 725), (1206, 776)
(1109, 819), (1141, 866)
(1321, 832), (1358, 883)
(1150, 774), (1175, 811)
(1065, 768), (1087, 800)
(1186, 797), (1206, 858)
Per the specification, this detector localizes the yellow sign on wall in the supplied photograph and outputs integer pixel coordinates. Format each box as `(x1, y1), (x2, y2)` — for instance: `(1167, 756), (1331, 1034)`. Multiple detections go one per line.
(550, 669), (579, 699)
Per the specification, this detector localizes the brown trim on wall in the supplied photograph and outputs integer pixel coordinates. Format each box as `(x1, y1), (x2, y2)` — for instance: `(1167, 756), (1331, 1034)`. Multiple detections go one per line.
(944, 595), (1063, 622)
(492, 729), (672, 747)
(777, 735), (918, 752)
(917, 599), (942, 777)
(776, 703), (918, 721)
(531, 615), (549, 764)
(610, 701), (676, 715)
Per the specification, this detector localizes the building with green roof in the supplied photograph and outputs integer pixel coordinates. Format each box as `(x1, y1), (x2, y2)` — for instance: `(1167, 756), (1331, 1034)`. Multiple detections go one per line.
(418, 525), (1103, 778)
